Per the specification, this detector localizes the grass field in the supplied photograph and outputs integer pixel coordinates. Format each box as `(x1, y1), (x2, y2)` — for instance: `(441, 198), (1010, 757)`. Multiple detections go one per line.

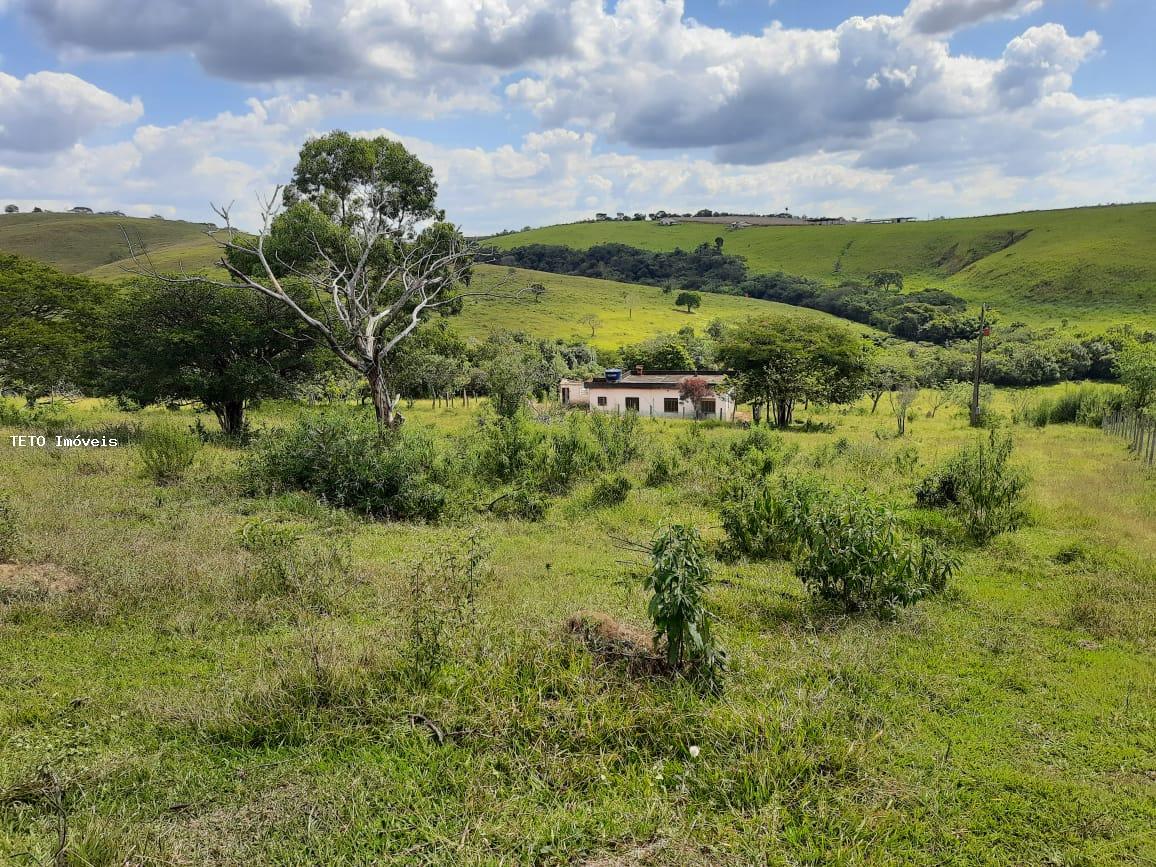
(1, 389), (1153, 864)
(487, 204), (1156, 332)
(0, 212), (220, 278)
(458, 264), (877, 349)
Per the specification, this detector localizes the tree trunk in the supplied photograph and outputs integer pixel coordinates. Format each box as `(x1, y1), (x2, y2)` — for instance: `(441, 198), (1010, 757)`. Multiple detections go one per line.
(773, 399), (793, 428)
(211, 400), (246, 437)
(367, 364), (403, 430)
(870, 392), (882, 413)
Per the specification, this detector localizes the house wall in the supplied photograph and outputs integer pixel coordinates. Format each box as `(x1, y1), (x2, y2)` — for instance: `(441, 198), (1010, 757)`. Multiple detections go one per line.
(584, 386), (734, 420)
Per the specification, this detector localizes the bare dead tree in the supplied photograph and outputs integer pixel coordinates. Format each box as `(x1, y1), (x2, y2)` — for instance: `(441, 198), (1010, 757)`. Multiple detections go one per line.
(123, 186), (524, 430)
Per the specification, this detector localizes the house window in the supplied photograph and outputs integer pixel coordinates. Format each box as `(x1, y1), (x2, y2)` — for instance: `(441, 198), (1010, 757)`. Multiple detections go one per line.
(625, 397), (640, 412)
(663, 397), (679, 413)
(597, 396), (607, 407)
(700, 399), (717, 416)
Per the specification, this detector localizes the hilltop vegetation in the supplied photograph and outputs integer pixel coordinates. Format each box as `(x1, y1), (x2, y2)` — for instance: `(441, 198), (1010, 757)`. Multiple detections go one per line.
(0, 211), (220, 277)
(488, 204), (1156, 331)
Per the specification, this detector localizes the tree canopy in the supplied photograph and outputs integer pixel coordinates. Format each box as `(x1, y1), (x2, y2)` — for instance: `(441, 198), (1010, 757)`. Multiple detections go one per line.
(717, 315), (871, 427)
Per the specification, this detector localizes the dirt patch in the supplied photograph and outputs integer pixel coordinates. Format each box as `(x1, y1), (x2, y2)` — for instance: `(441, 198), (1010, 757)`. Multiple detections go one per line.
(0, 562), (84, 602)
(564, 610), (669, 676)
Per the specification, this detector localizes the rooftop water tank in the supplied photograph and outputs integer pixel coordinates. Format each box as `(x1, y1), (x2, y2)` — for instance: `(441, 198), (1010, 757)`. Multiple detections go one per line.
(605, 368), (622, 382)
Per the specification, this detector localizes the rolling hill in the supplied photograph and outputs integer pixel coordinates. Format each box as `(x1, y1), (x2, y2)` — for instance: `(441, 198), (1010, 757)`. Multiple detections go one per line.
(457, 264), (876, 349)
(0, 212), (875, 349)
(0, 211), (221, 278)
(486, 203), (1156, 332)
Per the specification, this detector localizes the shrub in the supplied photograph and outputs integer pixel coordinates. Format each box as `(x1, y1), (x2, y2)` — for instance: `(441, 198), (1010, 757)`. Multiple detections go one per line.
(1016, 384), (1126, 428)
(471, 410), (544, 486)
(918, 429), (1027, 542)
(644, 448), (679, 487)
(795, 491), (959, 619)
(488, 484), (548, 521)
(588, 410), (642, 466)
(244, 411), (453, 521)
(138, 422), (201, 484)
(591, 473), (632, 507)
(539, 413), (601, 493)
(644, 524), (726, 690)
(0, 494), (16, 561)
(720, 476), (819, 560)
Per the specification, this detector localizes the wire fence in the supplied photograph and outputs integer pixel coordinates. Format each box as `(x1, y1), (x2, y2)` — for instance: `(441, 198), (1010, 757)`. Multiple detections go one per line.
(1102, 411), (1156, 467)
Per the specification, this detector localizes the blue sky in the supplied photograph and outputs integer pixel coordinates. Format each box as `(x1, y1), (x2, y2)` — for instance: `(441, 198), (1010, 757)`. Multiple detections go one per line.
(1, 0), (1154, 233)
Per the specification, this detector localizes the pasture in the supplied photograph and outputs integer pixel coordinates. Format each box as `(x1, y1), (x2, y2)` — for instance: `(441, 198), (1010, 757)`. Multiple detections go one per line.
(2, 387), (1153, 865)
(488, 204), (1156, 332)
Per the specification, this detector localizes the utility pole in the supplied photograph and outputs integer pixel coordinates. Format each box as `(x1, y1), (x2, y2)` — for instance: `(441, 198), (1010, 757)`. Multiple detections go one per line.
(970, 304), (988, 427)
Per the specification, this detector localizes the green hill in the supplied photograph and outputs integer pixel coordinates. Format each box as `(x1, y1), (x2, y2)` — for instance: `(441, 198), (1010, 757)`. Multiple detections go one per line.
(0, 211), (221, 278)
(487, 203), (1156, 331)
(457, 264), (878, 349)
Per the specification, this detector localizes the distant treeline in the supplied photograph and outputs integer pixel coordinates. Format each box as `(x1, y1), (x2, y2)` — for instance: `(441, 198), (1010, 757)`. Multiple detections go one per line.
(485, 242), (746, 292)
(488, 242), (979, 344)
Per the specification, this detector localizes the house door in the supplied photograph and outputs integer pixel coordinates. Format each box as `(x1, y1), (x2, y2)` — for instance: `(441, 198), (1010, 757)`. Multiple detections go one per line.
(561, 387), (570, 404)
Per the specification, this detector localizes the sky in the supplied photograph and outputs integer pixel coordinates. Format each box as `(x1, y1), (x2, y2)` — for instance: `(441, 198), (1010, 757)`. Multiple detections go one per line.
(1, 0), (1154, 234)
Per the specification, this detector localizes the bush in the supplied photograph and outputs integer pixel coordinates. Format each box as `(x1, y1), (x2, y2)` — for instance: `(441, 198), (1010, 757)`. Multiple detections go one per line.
(0, 494), (16, 561)
(488, 484), (548, 521)
(539, 413), (601, 493)
(471, 410), (544, 486)
(1017, 384), (1126, 428)
(138, 422), (201, 484)
(244, 411), (453, 521)
(795, 491), (959, 619)
(644, 524), (726, 690)
(588, 410), (642, 466)
(591, 473), (632, 507)
(918, 429), (1027, 543)
(644, 448), (679, 487)
(720, 476), (819, 560)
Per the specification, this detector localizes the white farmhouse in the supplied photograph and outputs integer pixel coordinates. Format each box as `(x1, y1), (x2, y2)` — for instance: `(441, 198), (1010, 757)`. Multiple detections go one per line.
(560, 367), (735, 421)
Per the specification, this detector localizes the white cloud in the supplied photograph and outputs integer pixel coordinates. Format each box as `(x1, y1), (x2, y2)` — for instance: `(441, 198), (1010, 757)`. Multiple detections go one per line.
(903, 0), (1044, 36)
(0, 70), (142, 152)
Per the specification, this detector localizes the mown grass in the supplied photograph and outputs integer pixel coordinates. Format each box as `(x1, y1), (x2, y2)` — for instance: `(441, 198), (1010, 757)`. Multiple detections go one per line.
(488, 203), (1156, 331)
(1, 391), (1153, 865)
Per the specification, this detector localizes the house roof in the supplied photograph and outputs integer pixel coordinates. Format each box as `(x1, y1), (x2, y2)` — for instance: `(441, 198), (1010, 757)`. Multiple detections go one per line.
(585, 370), (730, 389)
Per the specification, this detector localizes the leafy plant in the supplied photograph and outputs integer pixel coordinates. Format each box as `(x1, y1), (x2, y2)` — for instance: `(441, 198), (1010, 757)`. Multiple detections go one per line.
(591, 473), (632, 507)
(720, 476), (818, 560)
(917, 429), (1027, 542)
(643, 524), (726, 690)
(404, 531), (490, 687)
(795, 491), (959, 619)
(644, 448), (679, 487)
(138, 422), (201, 484)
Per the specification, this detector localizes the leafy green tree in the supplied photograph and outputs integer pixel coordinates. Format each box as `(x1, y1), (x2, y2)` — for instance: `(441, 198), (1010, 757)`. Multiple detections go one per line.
(865, 352), (918, 413)
(0, 254), (105, 404)
(621, 333), (695, 371)
(91, 279), (319, 435)
(867, 269), (904, 291)
(718, 315), (871, 427)
(675, 291), (702, 314)
(1116, 340), (1156, 410)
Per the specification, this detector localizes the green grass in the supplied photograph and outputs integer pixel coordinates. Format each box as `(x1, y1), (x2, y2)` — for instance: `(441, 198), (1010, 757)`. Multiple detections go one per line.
(1, 391), (1153, 864)
(488, 203), (1156, 332)
(459, 264), (877, 349)
(0, 212), (220, 277)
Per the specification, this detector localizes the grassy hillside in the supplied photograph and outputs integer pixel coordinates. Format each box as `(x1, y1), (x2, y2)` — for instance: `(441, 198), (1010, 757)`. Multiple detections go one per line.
(487, 204), (1156, 331)
(458, 264), (877, 348)
(0, 212), (220, 277)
